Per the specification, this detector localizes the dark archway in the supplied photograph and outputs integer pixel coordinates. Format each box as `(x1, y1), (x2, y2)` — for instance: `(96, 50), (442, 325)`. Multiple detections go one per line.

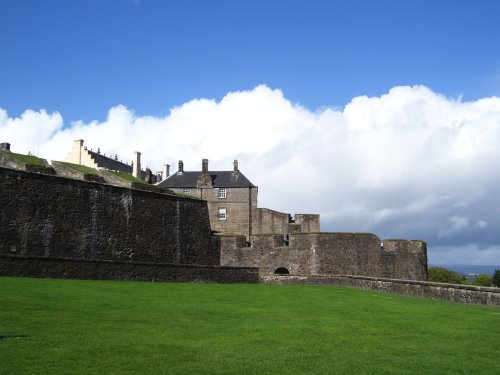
(274, 267), (290, 275)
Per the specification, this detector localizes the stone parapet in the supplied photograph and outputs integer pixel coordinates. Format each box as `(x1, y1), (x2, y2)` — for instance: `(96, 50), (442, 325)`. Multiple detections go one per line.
(0, 152), (54, 175)
(51, 161), (105, 183)
(0, 167), (218, 266)
(221, 233), (427, 281)
(262, 275), (500, 306)
(0, 255), (259, 284)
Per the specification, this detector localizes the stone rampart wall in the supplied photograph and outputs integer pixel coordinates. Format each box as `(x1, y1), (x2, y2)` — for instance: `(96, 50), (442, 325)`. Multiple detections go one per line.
(0, 255), (259, 283)
(220, 233), (428, 281)
(252, 209), (321, 235)
(0, 167), (219, 266)
(252, 208), (290, 235)
(262, 275), (500, 306)
(294, 214), (320, 232)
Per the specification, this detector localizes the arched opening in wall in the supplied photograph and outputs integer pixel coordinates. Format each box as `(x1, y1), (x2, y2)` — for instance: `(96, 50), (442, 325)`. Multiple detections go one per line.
(274, 267), (290, 275)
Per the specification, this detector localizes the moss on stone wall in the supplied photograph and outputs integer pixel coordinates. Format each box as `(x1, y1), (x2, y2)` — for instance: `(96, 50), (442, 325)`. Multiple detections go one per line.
(60, 161), (99, 175)
(107, 169), (148, 184)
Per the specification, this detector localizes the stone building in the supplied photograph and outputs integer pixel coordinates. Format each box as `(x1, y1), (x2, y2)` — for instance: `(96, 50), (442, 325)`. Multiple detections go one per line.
(65, 139), (159, 183)
(158, 159), (321, 239)
(0, 141), (428, 282)
(158, 159), (258, 238)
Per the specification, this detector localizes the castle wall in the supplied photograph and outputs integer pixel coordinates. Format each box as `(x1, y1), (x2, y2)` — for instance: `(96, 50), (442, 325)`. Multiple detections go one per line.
(263, 275), (500, 306)
(382, 239), (428, 281)
(294, 214), (320, 232)
(252, 208), (290, 235)
(0, 167), (219, 266)
(312, 233), (383, 276)
(220, 233), (428, 281)
(252, 210), (321, 235)
(0, 255), (259, 283)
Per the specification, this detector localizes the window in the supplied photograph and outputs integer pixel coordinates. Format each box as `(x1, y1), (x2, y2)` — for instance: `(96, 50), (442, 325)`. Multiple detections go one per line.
(183, 188), (192, 195)
(218, 188), (227, 199)
(218, 208), (227, 220)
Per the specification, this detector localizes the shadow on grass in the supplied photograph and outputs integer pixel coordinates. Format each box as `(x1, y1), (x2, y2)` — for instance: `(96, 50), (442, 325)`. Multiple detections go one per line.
(0, 335), (29, 340)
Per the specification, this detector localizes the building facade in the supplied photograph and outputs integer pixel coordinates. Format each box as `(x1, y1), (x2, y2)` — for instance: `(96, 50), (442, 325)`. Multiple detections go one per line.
(65, 139), (159, 183)
(158, 159), (258, 238)
(158, 159), (320, 239)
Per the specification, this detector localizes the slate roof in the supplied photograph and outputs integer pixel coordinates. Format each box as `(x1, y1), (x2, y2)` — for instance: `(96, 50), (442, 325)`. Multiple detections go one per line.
(88, 150), (133, 174)
(158, 170), (256, 188)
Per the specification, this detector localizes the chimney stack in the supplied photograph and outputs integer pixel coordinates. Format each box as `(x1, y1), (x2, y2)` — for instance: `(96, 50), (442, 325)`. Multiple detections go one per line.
(164, 163), (170, 178)
(74, 139), (84, 164)
(202, 159), (209, 175)
(0, 142), (11, 152)
(197, 158), (212, 188)
(178, 160), (184, 174)
(133, 151), (141, 178)
(233, 160), (238, 172)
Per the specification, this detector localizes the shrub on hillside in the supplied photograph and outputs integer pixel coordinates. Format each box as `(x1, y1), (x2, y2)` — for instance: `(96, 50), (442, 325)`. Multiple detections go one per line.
(428, 267), (463, 284)
(493, 270), (500, 287)
(473, 274), (492, 287)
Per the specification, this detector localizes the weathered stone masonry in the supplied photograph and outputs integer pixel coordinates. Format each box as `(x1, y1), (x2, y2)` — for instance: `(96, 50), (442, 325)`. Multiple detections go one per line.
(0, 166), (259, 282)
(263, 275), (500, 306)
(221, 233), (428, 281)
(0, 167), (218, 265)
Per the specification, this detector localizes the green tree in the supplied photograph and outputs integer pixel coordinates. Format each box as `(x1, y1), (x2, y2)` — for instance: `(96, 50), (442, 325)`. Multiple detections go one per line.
(428, 267), (463, 284)
(492, 270), (500, 287)
(473, 274), (492, 287)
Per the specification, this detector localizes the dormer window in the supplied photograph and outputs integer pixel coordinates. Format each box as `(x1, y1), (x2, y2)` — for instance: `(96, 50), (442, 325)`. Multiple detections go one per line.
(218, 188), (227, 199)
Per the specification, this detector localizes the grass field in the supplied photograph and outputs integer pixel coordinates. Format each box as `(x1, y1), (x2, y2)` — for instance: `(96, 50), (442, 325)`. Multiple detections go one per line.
(1, 277), (499, 374)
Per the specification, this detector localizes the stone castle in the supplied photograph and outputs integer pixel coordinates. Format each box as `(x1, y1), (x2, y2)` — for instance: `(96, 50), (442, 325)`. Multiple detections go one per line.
(0, 140), (428, 282)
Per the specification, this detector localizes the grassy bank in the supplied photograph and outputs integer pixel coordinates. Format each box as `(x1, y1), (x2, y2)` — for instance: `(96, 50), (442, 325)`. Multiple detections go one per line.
(0, 277), (498, 374)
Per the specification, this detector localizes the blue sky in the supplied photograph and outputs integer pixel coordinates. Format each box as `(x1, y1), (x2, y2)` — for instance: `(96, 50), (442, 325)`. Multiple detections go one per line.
(2, 1), (500, 266)
(2, 0), (500, 121)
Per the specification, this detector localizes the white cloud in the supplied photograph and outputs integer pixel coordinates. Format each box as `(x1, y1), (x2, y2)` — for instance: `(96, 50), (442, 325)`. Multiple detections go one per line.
(438, 216), (471, 238)
(475, 220), (487, 229)
(2, 84), (500, 264)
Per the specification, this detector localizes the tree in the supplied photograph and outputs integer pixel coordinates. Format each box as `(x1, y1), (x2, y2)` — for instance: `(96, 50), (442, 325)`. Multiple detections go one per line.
(428, 267), (463, 284)
(491, 270), (500, 287)
(473, 274), (492, 287)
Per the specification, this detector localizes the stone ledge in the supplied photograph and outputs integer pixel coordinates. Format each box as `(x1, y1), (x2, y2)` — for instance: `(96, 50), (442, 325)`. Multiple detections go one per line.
(261, 274), (500, 306)
(0, 255), (260, 284)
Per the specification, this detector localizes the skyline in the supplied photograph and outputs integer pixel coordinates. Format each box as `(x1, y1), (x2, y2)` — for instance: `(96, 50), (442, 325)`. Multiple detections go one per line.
(2, 1), (500, 121)
(1, 1), (500, 265)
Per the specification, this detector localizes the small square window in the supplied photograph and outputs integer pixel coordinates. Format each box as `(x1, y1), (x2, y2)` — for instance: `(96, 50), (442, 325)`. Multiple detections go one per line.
(218, 208), (227, 220)
(183, 188), (192, 195)
(218, 188), (227, 199)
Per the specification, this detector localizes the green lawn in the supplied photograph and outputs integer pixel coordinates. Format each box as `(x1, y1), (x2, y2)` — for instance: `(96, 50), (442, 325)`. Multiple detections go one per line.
(0, 277), (498, 374)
